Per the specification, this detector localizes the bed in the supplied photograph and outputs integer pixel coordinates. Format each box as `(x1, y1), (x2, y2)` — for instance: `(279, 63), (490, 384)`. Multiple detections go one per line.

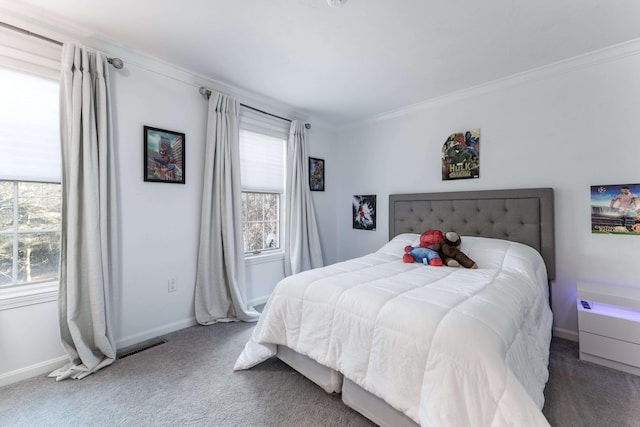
(235, 188), (555, 426)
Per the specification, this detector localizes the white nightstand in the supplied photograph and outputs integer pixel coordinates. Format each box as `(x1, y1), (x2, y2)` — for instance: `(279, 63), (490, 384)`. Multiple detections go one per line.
(577, 281), (640, 376)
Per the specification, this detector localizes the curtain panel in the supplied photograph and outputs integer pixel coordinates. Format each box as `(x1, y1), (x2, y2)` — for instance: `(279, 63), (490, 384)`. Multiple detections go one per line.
(195, 91), (259, 324)
(50, 44), (118, 381)
(284, 121), (324, 276)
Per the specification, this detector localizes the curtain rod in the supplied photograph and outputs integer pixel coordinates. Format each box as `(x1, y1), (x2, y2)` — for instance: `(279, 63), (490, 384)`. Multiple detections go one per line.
(243, 103), (292, 124)
(199, 86), (311, 129)
(0, 21), (125, 69)
(0, 21), (62, 46)
(199, 86), (290, 123)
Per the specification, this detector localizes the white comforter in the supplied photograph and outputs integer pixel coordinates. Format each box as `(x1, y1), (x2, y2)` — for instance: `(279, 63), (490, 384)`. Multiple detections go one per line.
(235, 234), (553, 427)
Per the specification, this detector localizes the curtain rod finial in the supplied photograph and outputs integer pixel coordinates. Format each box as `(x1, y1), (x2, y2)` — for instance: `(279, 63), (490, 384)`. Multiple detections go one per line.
(199, 86), (211, 97)
(107, 57), (124, 69)
(305, 123), (311, 130)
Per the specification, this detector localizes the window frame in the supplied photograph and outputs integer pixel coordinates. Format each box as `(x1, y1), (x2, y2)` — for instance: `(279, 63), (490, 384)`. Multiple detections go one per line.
(0, 180), (61, 310)
(0, 280), (58, 311)
(0, 30), (62, 309)
(238, 108), (289, 260)
(0, 180), (62, 286)
(241, 190), (282, 256)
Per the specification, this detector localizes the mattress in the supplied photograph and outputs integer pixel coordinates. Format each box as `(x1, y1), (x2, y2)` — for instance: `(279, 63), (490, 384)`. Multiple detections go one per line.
(235, 234), (553, 426)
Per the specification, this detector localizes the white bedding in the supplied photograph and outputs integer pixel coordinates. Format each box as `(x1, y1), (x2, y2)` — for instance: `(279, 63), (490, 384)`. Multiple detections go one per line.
(235, 234), (553, 426)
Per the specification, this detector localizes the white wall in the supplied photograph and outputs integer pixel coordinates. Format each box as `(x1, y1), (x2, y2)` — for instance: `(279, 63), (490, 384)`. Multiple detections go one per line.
(334, 42), (640, 340)
(0, 300), (66, 385)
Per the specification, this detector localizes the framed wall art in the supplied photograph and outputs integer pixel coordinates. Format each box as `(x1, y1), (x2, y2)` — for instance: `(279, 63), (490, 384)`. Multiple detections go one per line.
(353, 195), (376, 231)
(309, 157), (325, 191)
(590, 183), (640, 234)
(144, 126), (185, 184)
(442, 128), (480, 180)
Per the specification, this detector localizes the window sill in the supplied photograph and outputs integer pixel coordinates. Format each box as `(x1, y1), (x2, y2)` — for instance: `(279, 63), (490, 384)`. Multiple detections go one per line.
(0, 281), (58, 311)
(245, 251), (285, 266)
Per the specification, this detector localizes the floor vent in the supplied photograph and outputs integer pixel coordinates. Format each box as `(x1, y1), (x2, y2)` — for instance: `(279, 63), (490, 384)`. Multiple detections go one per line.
(118, 338), (168, 359)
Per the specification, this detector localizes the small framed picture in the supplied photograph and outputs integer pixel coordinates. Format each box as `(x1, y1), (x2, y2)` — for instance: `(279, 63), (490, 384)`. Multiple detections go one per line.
(309, 157), (325, 191)
(353, 195), (376, 231)
(144, 126), (185, 184)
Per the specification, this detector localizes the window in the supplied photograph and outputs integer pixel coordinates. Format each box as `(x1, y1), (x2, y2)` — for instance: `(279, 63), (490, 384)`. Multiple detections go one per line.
(0, 181), (61, 287)
(241, 191), (280, 253)
(239, 108), (289, 256)
(0, 28), (61, 296)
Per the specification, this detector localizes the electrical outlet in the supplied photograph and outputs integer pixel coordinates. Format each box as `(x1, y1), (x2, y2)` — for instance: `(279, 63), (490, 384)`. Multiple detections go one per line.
(168, 278), (177, 292)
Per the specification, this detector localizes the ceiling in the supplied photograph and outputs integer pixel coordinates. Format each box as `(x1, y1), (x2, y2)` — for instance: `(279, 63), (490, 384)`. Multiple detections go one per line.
(6, 0), (640, 126)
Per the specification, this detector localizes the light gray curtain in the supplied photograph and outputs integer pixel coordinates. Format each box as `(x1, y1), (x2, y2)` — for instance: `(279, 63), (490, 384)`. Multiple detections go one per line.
(284, 121), (324, 276)
(195, 91), (259, 324)
(49, 44), (117, 381)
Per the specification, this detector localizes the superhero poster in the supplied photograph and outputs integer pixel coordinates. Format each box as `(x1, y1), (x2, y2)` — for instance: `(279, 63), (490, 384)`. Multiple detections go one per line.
(590, 184), (640, 234)
(442, 129), (480, 180)
(353, 195), (376, 231)
(144, 126), (185, 184)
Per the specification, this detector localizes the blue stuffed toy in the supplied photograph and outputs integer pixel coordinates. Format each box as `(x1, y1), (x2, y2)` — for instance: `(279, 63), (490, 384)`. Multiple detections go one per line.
(403, 245), (443, 266)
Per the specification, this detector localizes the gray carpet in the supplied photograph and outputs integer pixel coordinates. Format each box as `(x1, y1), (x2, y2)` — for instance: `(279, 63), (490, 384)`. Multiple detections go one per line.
(0, 322), (373, 427)
(1, 323), (639, 426)
(543, 338), (640, 427)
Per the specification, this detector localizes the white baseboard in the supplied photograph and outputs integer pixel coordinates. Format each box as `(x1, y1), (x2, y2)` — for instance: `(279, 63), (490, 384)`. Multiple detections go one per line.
(0, 355), (68, 388)
(553, 327), (579, 342)
(116, 317), (197, 349)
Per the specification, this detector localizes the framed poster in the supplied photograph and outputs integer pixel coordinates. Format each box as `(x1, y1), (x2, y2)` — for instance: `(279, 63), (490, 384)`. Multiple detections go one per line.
(309, 157), (325, 191)
(442, 129), (480, 180)
(353, 195), (376, 231)
(144, 126), (185, 184)
(591, 183), (640, 234)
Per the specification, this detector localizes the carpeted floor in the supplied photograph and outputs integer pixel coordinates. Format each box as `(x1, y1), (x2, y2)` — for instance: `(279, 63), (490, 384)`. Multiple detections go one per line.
(543, 338), (640, 427)
(0, 322), (373, 427)
(1, 322), (639, 426)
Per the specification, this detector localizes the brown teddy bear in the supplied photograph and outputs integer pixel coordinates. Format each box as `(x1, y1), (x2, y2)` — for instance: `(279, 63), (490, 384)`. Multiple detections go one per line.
(431, 231), (477, 269)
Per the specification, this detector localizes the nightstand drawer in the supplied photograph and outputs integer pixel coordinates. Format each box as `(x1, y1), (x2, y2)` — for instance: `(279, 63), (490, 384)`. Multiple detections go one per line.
(578, 307), (640, 344)
(579, 331), (640, 368)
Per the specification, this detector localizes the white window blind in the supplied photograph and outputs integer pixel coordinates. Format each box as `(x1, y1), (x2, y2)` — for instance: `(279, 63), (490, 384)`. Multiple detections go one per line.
(239, 107), (289, 193)
(239, 106), (290, 140)
(0, 25), (61, 80)
(239, 130), (285, 193)
(0, 66), (60, 182)
(0, 27), (61, 183)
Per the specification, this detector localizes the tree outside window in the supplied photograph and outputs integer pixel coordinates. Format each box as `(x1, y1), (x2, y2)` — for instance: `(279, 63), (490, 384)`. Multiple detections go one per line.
(241, 192), (280, 254)
(0, 181), (61, 287)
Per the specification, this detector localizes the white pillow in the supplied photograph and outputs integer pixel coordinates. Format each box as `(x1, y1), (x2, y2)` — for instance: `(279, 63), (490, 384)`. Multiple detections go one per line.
(376, 233), (420, 256)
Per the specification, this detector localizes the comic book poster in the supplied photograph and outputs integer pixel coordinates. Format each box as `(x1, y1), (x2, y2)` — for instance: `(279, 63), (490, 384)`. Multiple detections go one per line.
(353, 195), (376, 231)
(591, 183), (640, 234)
(442, 129), (480, 180)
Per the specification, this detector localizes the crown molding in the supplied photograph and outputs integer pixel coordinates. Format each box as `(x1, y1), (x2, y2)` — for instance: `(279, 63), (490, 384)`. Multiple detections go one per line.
(93, 37), (306, 121)
(343, 37), (640, 131)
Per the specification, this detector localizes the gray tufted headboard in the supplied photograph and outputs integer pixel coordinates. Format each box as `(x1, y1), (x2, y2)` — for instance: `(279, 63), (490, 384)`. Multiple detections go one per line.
(389, 188), (555, 280)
